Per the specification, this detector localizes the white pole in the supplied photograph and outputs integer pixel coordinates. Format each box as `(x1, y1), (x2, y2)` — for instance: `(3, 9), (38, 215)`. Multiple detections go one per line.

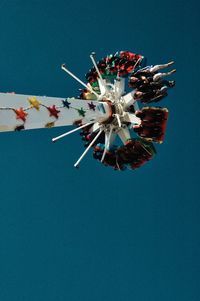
(61, 64), (99, 98)
(133, 57), (141, 69)
(74, 128), (103, 168)
(52, 122), (93, 142)
(90, 53), (107, 97)
(90, 52), (104, 84)
(114, 114), (121, 128)
(101, 126), (113, 162)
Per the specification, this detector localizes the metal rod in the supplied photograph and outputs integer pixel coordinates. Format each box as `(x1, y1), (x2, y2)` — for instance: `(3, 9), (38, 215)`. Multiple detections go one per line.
(90, 52), (104, 83)
(114, 114), (121, 128)
(101, 126), (113, 162)
(61, 64), (99, 98)
(74, 128), (103, 168)
(90, 52), (107, 96)
(133, 57), (141, 69)
(52, 122), (93, 142)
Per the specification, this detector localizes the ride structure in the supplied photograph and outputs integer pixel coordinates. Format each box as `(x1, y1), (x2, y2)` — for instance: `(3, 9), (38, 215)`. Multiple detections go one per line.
(0, 51), (175, 170)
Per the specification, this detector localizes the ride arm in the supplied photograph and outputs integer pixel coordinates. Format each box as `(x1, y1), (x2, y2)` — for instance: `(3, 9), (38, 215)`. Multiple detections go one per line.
(0, 93), (111, 132)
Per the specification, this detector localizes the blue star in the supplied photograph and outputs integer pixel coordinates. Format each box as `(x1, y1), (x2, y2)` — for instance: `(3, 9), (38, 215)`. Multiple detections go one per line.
(62, 99), (71, 109)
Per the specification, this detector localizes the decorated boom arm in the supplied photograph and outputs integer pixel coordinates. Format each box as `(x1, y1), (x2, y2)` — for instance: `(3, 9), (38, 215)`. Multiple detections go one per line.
(0, 93), (111, 132)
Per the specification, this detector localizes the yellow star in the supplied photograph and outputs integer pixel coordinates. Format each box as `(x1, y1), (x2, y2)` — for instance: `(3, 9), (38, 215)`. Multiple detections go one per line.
(28, 97), (41, 111)
(45, 122), (55, 128)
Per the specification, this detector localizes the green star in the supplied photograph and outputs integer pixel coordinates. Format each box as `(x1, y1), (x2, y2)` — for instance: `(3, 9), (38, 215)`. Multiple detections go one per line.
(77, 108), (86, 117)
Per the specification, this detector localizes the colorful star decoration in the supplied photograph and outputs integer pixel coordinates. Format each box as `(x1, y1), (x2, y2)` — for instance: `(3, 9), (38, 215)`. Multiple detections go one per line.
(62, 99), (71, 109)
(47, 105), (60, 119)
(14, 108), (28, 122)
(45, 122), (55, 128)
(88, 102), (96, 111)
(15, 125), (25, 131)
(28, 97), (41, 110)
(77, 108), (86, 117)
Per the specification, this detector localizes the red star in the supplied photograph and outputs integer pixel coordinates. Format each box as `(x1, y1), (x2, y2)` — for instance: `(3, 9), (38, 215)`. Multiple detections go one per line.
(14, 108), (28, 122)
(47, 105), (60, 119)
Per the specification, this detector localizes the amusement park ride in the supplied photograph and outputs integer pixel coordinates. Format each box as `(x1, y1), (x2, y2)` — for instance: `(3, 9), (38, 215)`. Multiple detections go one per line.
(0, 51), (175, 170)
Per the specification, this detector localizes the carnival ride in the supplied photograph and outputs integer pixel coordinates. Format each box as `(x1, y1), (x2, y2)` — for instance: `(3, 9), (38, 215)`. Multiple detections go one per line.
(0, 51), (175, 170)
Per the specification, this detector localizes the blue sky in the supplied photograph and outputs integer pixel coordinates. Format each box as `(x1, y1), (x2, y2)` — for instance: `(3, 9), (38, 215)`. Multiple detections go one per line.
(0, 1), (199, 301)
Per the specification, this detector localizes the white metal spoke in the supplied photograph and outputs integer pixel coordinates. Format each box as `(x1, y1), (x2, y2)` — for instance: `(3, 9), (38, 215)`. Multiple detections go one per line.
(61, 64), (99, 98)
(52, 122), (93, 142)
(115, 114), (121, 128)
(117, 126), (131, 144)
(101, 126), (113, 162)
(90, 52), (104, 84)
(74, 128), (103, 168)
